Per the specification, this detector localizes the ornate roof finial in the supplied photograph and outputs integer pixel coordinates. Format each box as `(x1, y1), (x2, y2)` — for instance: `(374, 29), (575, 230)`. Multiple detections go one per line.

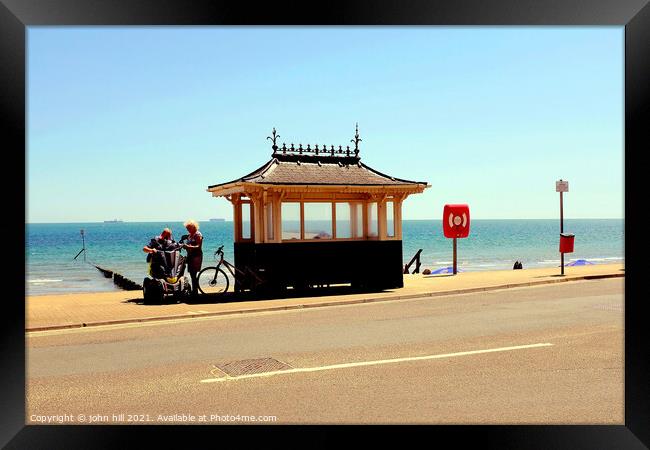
(267, 127), (280, 153)
(351, 122), (362, 155)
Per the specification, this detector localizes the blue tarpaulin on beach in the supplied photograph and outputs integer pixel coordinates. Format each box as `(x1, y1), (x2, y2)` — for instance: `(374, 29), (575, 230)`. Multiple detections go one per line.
(566, 259), (595, 266)
(430, 266), (464, 274)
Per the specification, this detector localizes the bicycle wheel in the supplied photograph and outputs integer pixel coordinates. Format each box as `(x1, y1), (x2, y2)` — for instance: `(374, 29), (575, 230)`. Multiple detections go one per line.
(197, 267), (229, 295)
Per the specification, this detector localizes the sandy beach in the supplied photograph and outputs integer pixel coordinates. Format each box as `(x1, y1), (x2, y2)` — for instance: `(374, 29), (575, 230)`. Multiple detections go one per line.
(26, 263), (624, 332)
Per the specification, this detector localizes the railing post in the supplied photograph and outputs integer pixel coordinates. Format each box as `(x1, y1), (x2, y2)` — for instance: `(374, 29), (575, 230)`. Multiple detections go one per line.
(404, 249), (423, 274)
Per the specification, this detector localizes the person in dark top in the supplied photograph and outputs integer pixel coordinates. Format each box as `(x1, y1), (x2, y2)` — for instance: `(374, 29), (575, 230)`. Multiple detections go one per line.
(181, 219), (203, 297)
(143, 228), (178, 278)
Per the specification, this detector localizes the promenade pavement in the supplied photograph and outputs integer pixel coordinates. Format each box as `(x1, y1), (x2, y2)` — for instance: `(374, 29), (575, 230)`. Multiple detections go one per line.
(26, 263), (624, 331)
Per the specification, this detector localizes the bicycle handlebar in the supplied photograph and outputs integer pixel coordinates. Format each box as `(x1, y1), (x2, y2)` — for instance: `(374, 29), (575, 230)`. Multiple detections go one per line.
(153, 244), (183, 253)
(215, 245), (224, 256)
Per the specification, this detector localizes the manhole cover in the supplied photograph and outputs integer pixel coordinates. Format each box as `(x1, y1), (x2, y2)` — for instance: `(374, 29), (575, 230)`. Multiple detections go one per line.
(216, 357), (293, 377)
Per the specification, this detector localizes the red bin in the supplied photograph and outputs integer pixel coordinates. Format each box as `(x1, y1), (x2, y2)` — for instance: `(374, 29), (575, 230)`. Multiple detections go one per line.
(559, 233), (575, 253)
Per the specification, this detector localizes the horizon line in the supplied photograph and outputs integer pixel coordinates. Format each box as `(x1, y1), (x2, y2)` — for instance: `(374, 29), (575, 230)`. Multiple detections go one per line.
(25, 217), (624, 224)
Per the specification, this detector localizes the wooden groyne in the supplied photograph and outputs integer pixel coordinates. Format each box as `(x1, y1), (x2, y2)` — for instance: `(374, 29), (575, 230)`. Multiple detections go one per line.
(92, 264), (142, 291)
(94, 265), (113, 278)
(73, 231), (141, 291)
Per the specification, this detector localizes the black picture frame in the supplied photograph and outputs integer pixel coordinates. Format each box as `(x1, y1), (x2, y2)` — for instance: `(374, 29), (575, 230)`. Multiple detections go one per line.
(4, 0), (647, 448)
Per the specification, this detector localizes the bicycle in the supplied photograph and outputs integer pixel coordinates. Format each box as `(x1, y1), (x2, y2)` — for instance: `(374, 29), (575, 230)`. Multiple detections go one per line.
(196, 245), (264, 296)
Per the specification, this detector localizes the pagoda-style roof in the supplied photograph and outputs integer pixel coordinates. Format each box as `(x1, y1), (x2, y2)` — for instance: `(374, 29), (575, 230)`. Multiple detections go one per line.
(207, 126), (429, 196)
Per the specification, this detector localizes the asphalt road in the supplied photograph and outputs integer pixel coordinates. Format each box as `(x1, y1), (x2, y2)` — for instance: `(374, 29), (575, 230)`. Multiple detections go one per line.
(26, 278), (624, 424)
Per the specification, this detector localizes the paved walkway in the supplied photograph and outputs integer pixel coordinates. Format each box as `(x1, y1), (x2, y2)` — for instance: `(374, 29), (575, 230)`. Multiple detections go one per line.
(26, 263), (624, 331)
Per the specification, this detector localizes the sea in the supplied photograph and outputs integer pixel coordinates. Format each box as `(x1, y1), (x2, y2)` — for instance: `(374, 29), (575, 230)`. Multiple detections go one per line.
(26, 219), (624, 296)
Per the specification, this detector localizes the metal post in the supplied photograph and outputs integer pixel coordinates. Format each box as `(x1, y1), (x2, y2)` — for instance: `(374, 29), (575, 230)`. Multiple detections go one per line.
(560, 191), (564, 275)
(81, 229), (86, 262)
(453, 237), (457, 275)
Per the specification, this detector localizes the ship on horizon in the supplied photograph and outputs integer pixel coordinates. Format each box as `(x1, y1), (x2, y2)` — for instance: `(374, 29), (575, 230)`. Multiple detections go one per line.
(209, 218), (225, 222)
(104, 219), (124, 223)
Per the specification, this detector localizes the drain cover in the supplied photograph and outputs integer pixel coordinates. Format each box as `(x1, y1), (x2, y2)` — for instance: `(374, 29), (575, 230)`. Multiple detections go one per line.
(216, 357), (293, 377)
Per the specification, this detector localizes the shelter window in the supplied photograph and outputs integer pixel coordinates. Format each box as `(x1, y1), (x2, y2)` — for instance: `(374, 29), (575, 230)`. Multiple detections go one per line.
(304, 202), (333, 240)
(241, 202), (252, 240)
(367, 202), (378, 237)
(386, 200), (395, 238)
(265, 202), (274, 240)
(281, 202), (301, 240)
(335, 202), (363, 239)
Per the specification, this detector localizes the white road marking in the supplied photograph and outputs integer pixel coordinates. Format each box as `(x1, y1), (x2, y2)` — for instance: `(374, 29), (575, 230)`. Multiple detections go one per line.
(200, 342), (553, 383)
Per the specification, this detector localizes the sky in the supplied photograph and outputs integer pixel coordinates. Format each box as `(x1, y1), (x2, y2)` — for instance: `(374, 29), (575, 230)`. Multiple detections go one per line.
(27, 27), (624, 223)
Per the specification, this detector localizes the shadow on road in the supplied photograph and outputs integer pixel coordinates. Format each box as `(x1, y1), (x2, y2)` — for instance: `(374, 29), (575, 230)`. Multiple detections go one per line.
(123, 285), (392, 306)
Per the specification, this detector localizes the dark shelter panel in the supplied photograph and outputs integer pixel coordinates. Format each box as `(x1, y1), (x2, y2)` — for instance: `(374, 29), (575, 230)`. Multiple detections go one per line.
(234, 240), (404, 292)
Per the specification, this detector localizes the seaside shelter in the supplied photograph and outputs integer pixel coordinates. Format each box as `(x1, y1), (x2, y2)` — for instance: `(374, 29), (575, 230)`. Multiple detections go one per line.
(207, 126), (430, 292)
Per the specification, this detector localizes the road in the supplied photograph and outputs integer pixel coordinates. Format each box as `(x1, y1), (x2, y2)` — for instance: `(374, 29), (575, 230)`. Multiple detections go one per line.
(26, 278), (624, 424)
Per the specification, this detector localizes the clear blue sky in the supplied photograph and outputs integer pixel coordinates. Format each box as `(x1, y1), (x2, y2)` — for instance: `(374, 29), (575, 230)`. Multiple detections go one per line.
(27, 27), (623, 222)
